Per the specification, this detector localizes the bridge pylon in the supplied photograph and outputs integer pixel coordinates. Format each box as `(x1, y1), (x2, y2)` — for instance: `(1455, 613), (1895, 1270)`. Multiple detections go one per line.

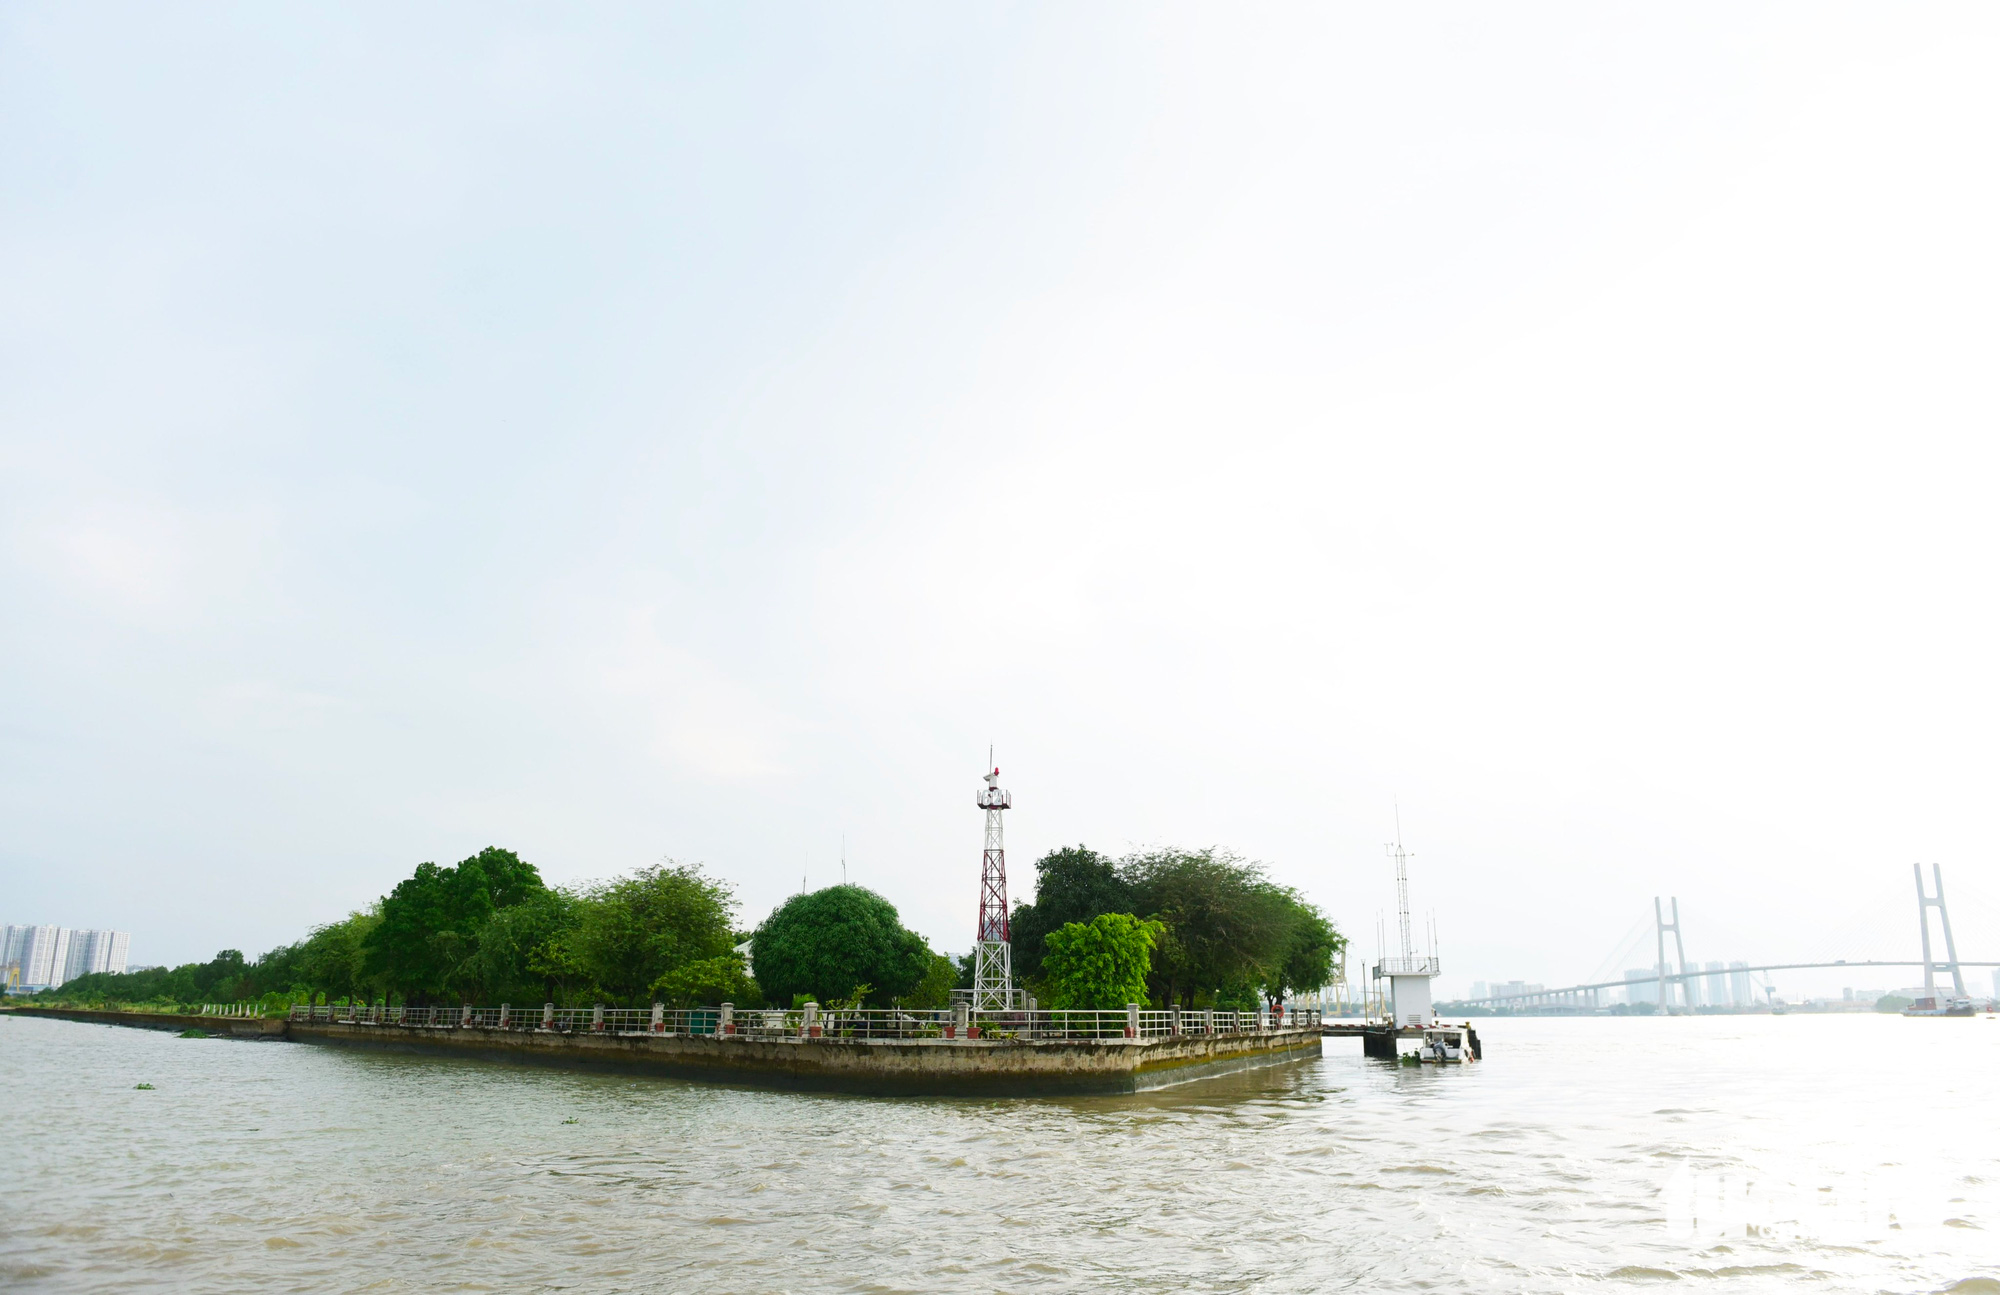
(1655, 897), (1693, 1012)
(1914, 863), (1966, 1002)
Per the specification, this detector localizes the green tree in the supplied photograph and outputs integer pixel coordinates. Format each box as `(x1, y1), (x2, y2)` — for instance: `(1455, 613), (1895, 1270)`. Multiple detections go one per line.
(364, 848), (547, 1004)
(1009, 846), (1133, 982)
(471, 888), (584, 1004)
(1042, 913), (1164, 1009)
(651, 952), (761, 1008)
(364, 862), (464, 1003)
(571, 862), (736, 1004)
(750, 885), (930, 1006)
(902, 952), (959, 1009)
(1123, 848), (1295, 1008)
(464, 847), (545, 909)
(1259, 895), (1343, 1011)
(294, 910), (381, 1002)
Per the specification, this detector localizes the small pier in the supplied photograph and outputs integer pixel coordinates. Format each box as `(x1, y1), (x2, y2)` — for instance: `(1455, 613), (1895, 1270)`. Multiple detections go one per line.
(1322, 1019), (1482, 1062)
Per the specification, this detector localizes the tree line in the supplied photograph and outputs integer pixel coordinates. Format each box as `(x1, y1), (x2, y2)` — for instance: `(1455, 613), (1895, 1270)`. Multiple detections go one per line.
(31, 843), (1341, 1016)
(32, 847), (956, 1014)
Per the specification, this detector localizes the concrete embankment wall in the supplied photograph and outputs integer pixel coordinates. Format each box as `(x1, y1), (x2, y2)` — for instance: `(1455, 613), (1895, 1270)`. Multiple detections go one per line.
(3, 1005), (1323, 1094)
(2, 1006), (288, 1037)
(290, 1021), (1325, 1096)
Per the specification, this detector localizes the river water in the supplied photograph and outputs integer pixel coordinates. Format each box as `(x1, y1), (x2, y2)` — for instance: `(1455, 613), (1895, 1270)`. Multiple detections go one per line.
(2, 1012), (1995, 1293)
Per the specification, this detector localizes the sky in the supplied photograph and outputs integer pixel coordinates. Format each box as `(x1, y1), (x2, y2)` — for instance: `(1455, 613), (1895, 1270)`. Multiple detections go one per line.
(5, 4), (2000, 997)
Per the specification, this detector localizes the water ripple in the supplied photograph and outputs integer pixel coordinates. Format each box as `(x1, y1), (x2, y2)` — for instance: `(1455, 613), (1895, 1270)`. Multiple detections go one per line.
(4, 1014), (1999, 1291)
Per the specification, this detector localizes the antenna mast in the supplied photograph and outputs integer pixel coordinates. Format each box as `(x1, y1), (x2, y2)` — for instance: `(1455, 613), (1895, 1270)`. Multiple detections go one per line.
(1375, 806), (1440, 1027)
(972, 757), (1016, 1010)
(1390, 808), (1415, 963)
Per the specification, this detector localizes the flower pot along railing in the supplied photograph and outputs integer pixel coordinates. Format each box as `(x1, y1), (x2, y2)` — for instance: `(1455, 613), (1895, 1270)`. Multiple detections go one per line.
(288, 1002), (1322, 1041)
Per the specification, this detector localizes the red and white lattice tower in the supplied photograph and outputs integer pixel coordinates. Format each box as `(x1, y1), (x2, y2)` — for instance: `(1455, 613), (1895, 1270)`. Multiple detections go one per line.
(972, 763), (1016, 1010)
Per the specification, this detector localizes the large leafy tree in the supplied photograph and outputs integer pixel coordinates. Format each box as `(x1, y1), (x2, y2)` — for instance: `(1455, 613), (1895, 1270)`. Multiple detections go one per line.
(1123, 848), (1298, 1009)
(365, 863), (464, 1003)
(471, 888), (585, 1005)
(1260, 895), (1343, 1011)
(1042, 913), (1164, 1010)
(465, 846), (545, 909)
(571, 862), (736, 1004)
(291, 910), (381, 1001)
(1002, 844), (1347, 1010)
(364, 847), (547, 1004)
(1009, 846), (1133, 982)
(751, 885), (931, 1007)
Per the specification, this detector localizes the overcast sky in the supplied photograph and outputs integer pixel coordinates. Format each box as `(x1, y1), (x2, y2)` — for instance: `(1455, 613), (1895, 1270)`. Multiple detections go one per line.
(5, 4), (1998, 995)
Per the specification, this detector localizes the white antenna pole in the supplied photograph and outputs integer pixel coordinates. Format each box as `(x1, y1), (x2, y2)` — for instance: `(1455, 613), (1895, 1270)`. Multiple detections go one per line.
(1388, 803), (1415, 964)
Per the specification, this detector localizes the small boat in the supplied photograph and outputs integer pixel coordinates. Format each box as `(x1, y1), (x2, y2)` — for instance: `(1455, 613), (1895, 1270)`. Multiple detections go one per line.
(1400, 1023), (1480, 1064)
(1903, 996), (1976, 1017)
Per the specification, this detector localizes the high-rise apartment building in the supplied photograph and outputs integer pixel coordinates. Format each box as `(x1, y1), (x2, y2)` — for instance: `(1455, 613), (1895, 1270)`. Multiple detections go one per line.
(3, 924), (130, 989)
(63, 929), (130, 981)
(1705, 960), (1729, 1006)
(1729, 961), (1751, 1005)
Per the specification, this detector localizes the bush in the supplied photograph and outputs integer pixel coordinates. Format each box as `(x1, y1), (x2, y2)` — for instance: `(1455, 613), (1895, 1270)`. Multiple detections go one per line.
(1042, 913), (1163, 1010)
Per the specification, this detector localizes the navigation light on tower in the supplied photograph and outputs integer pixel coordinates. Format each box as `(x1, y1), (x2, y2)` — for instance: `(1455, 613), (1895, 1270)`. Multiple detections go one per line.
(972, 763), (1017, 1011)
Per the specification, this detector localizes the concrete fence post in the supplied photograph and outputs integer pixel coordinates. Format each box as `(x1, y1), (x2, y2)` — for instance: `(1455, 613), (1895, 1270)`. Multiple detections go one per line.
(592, 1003), (605, 1032)
(951, 1001), (968, 1038)
(719, 1002), (734, 1035)
(651, 1001), (664, 1033)
(803, 1001), (820, 1038)
(1126, 1003), (1140, 1038)
(498, 1004), (509, 1029)
(542, 1002), (555, 1030)
(1024, 995), (1037, 1039)
(461, 1003), (472, 1028)
(1169, 1005), (1182, 1035)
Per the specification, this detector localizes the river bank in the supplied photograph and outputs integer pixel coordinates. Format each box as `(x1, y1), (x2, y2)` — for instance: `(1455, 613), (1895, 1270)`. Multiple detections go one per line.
(2, 1005), (288, 1037)
(0, 1005), (1322, 1095)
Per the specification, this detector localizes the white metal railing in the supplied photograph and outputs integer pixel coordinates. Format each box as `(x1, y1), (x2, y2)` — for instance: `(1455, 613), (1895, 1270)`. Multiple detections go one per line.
(1374, 957), (1441, 976)
(287, 1001), (1323, 1040)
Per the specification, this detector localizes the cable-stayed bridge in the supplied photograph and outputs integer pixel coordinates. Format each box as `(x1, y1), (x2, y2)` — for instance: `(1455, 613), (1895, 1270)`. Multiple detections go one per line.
(1454, 864), (1999, 1011)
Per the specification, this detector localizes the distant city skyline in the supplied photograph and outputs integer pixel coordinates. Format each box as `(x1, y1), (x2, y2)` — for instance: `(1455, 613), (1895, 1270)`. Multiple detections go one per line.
(3, 924), (131, 990)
